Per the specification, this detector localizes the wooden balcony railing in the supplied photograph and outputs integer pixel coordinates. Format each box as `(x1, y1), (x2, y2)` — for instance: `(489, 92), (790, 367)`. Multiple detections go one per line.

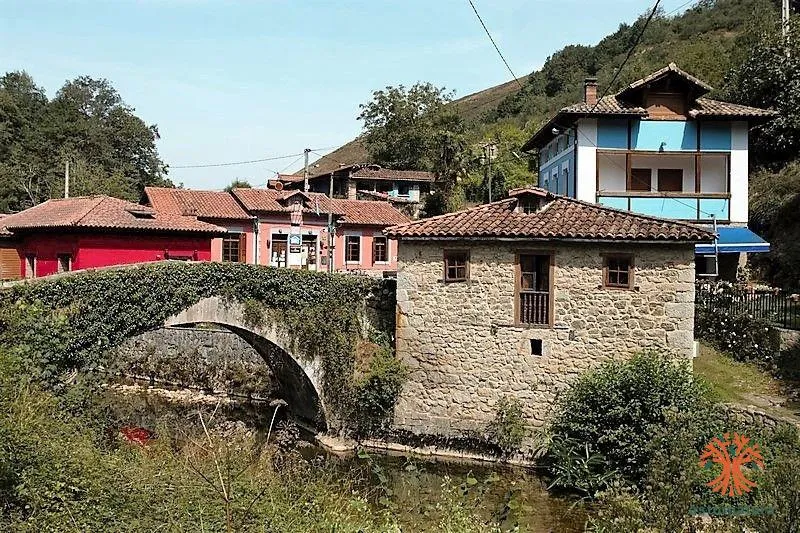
(519, 291), (549, 325)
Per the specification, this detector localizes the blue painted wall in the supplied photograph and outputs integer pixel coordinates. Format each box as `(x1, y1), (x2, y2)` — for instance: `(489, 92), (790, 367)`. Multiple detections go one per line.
(631, 121), (697, 151)
(597, 196), (730, 221)
(699, 123), (731, 150)
(539, 150), (575, 197)
(597, 119), (628, 149)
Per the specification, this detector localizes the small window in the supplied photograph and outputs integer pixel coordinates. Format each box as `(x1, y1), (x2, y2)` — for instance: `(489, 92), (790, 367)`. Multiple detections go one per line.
(530, 339), (543, 356)
(604, 255), (634, 289)
(397, 182), (410, 197)
(518, 197), (539, 214)
(222, 234), (245, 262)
(345, 235), (361, 263)
(630, 168), (651, 191)
(25, 255), (35, 279)
(658, 169), (683, 192)
(373, 236), (388, 263)
(518, 254), (551, 325)
(444, 250), (469, 282)
(57, 254), (71, 273)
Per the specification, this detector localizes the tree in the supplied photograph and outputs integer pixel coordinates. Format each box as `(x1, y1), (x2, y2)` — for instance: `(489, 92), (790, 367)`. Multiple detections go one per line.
(224, 179), (251, 192)
(723, 21), (800, 168)
(0, 71), (171, 212)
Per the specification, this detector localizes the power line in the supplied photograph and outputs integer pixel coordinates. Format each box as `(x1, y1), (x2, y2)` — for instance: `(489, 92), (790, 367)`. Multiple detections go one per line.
(590, 0), (662, 113)
(664, 0), (698, 17)
(169, 145), (341, 170)
(466, 0), (525, 91)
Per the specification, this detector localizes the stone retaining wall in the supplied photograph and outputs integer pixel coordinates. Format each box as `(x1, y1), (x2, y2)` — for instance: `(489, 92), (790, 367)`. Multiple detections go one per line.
(110, 325), (273, 396)
(393, 241), (696, 444)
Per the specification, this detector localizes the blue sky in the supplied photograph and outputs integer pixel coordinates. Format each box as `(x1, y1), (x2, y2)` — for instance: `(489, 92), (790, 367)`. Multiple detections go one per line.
(2, 0), (672, 190)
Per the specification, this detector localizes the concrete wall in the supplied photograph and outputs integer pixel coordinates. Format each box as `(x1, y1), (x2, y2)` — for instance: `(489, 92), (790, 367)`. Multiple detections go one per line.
(393, 240), (696, 442)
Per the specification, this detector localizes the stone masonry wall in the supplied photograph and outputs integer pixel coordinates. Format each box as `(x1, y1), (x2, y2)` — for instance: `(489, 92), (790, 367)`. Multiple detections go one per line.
(393, 241), (696, 441)
(111, 325), (273, 397)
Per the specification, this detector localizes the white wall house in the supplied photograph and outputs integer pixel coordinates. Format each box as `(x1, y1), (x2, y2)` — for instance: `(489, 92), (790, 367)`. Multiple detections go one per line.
(523, 64), (777, 279)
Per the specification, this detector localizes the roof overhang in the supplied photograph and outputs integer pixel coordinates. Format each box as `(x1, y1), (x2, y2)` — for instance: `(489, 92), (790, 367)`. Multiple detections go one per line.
(695, 226), (770, 254)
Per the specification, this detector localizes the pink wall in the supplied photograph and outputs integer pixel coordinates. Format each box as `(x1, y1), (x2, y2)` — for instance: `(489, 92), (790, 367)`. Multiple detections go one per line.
(17, 233), (213, 277)
(207, 221), (255, 262)
(256, 215), (398, 272)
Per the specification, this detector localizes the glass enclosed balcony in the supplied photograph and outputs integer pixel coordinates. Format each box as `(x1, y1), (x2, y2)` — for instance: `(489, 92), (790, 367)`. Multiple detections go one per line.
(595, 151), (730, 222)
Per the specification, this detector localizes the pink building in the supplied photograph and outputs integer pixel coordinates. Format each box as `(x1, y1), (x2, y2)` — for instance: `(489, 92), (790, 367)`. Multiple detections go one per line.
(145, 187), (409, 273)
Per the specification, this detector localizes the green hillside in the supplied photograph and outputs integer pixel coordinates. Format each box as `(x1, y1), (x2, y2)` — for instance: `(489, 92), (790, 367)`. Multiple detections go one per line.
(309, 0), (778, 176)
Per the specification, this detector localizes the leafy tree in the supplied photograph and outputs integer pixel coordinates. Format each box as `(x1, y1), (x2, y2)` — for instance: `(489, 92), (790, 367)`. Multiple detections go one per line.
(0, 71), (171, 212)
(224, 178), (251, 192)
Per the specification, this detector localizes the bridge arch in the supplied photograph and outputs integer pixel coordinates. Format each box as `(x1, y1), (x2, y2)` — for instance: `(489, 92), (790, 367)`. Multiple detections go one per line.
(164, 296), (327, 430)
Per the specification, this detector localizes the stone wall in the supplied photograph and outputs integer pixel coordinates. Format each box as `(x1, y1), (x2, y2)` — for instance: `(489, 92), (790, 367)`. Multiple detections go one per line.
(111, 325), (273, 397)
(393, 241), (696, 442)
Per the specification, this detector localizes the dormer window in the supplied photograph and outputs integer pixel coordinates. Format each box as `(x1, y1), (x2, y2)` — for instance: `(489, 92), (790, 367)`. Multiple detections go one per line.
(518, 197), (540, 214)
(127, 208), (155, 219)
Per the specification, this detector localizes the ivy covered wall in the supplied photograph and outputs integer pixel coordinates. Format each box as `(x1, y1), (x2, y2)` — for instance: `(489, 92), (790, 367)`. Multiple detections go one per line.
(0, 261), (396, 423)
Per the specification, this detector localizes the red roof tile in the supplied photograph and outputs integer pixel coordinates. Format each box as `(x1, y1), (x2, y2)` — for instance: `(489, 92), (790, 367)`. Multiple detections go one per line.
(231, 188), (409, 226)
(385, 189), (713, 243)
(145, 187), (251, 220)
(1, 196), (225, 234)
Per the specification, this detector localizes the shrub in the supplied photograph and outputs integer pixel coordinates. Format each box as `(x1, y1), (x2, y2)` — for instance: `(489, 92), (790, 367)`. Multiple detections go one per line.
(486, 395), (527, 453)
(696, 306), (781, 367)
(548, 351), (718, 490)
(353, 343), (408, 436)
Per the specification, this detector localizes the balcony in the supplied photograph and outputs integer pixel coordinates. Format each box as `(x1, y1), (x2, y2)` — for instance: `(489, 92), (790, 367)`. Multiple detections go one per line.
(595, 150), (730, 222)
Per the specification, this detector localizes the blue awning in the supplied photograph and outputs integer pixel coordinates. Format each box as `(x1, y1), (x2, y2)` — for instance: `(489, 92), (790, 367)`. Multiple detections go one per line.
(695, 226), (770, 254)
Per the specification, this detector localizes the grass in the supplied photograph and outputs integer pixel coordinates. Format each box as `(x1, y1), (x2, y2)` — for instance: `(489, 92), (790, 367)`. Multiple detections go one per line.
(693, 342), (800, 421)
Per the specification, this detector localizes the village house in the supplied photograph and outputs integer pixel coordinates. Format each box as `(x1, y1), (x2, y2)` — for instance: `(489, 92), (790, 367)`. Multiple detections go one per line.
(230, 187), (408, 273)
(0, 195), (223, 280)
(145, 187), (257, 263)
(385, 187), (713, 439)
(522, 63), (777, 280)
(278, 164), (434, 219)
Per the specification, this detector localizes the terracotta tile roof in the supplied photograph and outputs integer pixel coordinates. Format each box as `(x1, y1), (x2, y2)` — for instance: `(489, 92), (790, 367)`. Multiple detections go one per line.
(231, 188), (344, 215)
(351, 168), (435, 182)
(334, 199), (410, 226)
(618, 62), (713, 97)
(524, 63), (777, 150)
(231, 188), (409, 226)
(385, 188), (713, 243)
(691, 98), (778, 118)
(145, 187), (251, 220)
(1, 196), (225, 234)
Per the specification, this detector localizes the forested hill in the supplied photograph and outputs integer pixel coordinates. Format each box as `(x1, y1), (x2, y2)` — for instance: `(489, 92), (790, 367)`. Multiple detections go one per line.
(308, 0), (778, 175)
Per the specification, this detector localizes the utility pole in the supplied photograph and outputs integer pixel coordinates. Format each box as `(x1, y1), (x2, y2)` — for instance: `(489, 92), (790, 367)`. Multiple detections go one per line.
(64, 160), (70, 198)
(328, 172), (334, 273)
(303, 148), (311, 192)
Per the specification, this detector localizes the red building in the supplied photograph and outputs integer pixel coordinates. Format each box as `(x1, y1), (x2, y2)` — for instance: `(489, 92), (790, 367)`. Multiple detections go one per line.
(0, 196), (224, 280)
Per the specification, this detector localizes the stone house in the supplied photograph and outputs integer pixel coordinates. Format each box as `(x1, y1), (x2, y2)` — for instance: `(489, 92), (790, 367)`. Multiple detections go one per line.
(384, 187), (714, 440)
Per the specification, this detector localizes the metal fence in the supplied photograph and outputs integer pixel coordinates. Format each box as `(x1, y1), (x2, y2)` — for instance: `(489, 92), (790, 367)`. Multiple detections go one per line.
(696, 283), (800, 330)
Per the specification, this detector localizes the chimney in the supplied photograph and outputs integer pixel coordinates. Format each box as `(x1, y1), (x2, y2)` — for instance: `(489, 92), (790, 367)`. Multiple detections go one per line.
(584, 77), (598, 105)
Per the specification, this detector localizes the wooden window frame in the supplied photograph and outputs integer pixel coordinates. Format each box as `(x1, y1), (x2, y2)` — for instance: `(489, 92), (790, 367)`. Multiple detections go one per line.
(629, 168), (652, 191)
(443, 249), (470, 283)
(25, 254), (36, 279)
(514, 251), (555, 328)
(657, 168), (684, 192)
(372, 236), (388, 264)
(222, 233), (245, 263)
(602, 254), (635, 290)
(345, 235), (361, 264)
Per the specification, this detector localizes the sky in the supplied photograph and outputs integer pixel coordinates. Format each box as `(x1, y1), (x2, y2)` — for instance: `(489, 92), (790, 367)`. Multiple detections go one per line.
(1, 0), (678, 190)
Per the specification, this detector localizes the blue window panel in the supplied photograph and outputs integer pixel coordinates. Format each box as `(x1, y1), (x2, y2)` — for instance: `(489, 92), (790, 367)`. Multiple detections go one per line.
(630, 197), (698, 219)
(598, 119), (628, 149)
(632, 121), (697, 151)
(597, 196), (629, 210)
(700, 123), (731, 151)
(699, 198), (729, 220)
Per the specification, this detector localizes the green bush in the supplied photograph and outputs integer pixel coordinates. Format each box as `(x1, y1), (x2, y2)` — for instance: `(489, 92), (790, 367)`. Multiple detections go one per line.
(353, 344), (408, 436)
(548, 352), (718, 490)
(696, 306), (781, 367)
(486, 395), (527, 453)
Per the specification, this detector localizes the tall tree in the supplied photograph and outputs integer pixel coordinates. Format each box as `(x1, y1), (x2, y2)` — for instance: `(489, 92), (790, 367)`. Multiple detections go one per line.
(0, 72), (171, 212)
